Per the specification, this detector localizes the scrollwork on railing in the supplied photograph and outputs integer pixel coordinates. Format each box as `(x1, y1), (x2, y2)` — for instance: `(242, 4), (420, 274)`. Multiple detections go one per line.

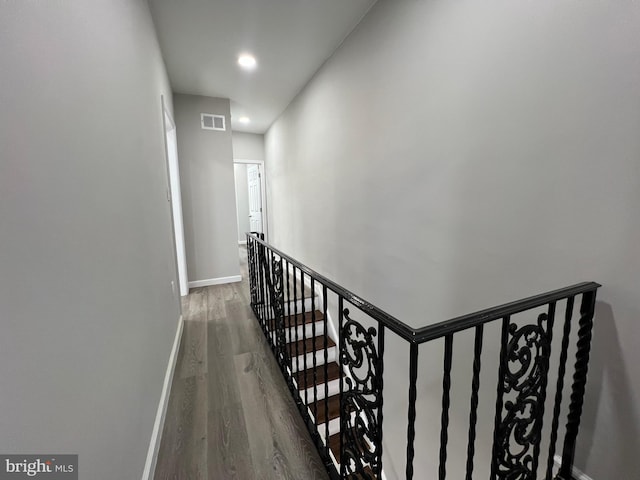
(247, 239), (258, 305)
(493, 312), (553, 480)
(340, 308), (381, 479)
(270, 254), (287, 361)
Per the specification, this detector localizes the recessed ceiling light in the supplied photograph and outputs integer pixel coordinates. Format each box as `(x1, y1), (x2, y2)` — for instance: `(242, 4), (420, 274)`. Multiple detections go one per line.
(239, 116), (250, 124)
(238, 54), (257, 70)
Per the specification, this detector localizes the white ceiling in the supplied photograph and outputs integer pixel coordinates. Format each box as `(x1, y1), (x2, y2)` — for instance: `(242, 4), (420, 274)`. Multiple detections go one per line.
(148, 0), (377, 134)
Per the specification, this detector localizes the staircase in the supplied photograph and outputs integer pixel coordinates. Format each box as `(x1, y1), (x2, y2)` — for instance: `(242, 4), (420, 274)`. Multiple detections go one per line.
(280, 276), (345, 471)
(281, 295), (377, 479)
(247, 232), (600, 480)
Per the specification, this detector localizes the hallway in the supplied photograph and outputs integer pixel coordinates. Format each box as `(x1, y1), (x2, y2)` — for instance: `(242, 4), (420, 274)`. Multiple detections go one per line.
(154, 247), (329, 479)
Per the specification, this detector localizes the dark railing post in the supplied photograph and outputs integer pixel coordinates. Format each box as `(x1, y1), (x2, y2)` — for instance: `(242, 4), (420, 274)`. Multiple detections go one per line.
(257, 240), (266, 329)
(546, 296), (575, 480)
(406, 342), (419, 480)
(376, 323), (385, 479)
(338, 296), (346, 478)
(322, 285), (330, 463)
(311, 277), (318, 427)
(302, 271), (308, 404)
(490, 316), (510, 480)
(465, 324), (484, 480)
(556, 290), (597, 480)
(438, 334), (453, 480)
(293, 266), (299, 375)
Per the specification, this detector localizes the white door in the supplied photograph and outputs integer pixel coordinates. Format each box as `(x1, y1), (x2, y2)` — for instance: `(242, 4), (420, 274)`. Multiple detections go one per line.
(163, 105), (189, 297)
(247, 165), (263, 233)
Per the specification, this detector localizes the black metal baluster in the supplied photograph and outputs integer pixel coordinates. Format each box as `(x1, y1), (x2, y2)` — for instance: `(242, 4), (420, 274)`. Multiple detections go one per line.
(269, 250), (277, 351)
(247, 236), (254, 308)
(269, 250), (276, 349)
(252, 238), (258, 309)
(259, 243), (266, 331)
(251, 237), (257, 307)
(293, 266), (299, 375)
(376, 322), (386, 479)
(558, 290), (596, 480)
(438, 334), (453, 480)
(257, 240), (263, 321)
(532, 301), (557, 478)
(255, 240), (262, 325)
(311, 277), (318, 426)
(406, 342), (419, 480)
(490, 316), (510, 480)
(251, 237), (257, 316)
(338, 296), (345, 477)
(546, 296), (574, 480)
(262, 245), (269, 335)
(323, 285), (330, 460)
(302, 271), (308, 405)
(265, 248), (271, 345)
(274, 251), (280, 351)
(285, 260), (290, 318)
(285, 259), (292, 374)
(465, 324), (484, 480)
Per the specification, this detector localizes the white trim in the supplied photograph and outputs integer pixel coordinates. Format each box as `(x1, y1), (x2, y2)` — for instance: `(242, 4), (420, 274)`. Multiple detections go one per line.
(188, 275), (242, 288)
(553, 456), (594, 480)
(233, 158), (264, 165)
(238, 240), (247, 245)
(162, 98), (189, 297)
(142, 316), (184, 480)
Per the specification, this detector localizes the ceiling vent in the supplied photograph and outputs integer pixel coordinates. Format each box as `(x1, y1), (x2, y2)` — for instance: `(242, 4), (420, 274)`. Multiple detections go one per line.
(201, 113), (225, 131)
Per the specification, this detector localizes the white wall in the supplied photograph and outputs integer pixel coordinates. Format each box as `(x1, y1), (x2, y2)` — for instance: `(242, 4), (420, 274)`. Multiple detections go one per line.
(174, 94), (240, 284)
(232, 131), (265, 161)
(0, 1), (180, 479)
(265, 1), (640, 479)
(234, 164), (251, 242)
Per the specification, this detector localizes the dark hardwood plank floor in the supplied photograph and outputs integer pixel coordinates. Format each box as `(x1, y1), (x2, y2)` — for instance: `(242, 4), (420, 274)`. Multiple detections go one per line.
(154, 246), (329, 480)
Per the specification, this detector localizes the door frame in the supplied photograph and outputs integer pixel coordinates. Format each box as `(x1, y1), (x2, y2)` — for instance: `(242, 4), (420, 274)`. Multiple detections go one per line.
(234, 159), (268, 242)
(161, 97), (189, 296)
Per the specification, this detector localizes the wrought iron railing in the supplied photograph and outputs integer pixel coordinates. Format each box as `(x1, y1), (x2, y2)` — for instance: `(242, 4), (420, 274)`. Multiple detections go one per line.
(246, 232), (600, 480)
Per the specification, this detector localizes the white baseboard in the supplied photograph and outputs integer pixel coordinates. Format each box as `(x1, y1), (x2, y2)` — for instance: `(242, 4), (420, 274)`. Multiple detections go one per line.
(238, 240), (247, 245)
(142, 316), (184, 480)
(188, 275), (242, 288)
(554, 456), (594, 480)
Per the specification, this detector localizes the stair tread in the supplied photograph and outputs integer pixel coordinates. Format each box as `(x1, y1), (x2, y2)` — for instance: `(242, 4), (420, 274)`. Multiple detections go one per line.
(286, 335), (336, 356)
(314, 394), (340, 425)
(329, 433), (377, 478)
(294, 361), (340, 388)
(284, 310), (324, 328)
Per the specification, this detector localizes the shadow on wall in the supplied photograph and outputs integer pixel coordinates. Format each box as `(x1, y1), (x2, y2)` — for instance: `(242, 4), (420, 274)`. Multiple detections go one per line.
(575, 301), (640, 474)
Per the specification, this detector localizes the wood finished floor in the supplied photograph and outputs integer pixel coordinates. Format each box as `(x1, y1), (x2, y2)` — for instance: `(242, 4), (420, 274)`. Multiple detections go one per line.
(154, 247), (329, 480)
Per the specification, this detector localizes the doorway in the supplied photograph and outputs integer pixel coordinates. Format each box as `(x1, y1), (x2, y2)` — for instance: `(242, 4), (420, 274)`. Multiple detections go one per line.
(234, 160), (267, 245)
(162, 99), (189, 296)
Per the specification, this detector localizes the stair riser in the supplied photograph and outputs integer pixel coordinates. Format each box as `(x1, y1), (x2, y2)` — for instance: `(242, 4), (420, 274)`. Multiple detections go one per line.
(284, 297), (318, 315)
(285, 321), (324, 343)
(299, 378), (340, 404)
(316, 411), (356, 439)
(261, 297), (318, 317)
(290, 347), (337, 373)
